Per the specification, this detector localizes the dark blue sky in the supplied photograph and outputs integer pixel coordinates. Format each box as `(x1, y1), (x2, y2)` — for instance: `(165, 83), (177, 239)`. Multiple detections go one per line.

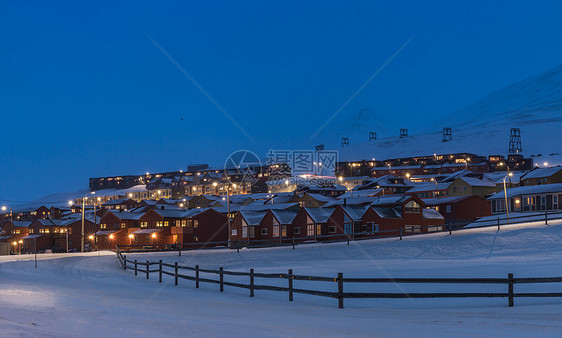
(1, 1), (562, 201)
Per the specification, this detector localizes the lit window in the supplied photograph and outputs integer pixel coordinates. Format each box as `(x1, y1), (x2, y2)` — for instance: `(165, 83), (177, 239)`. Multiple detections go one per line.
(140, 222), (148, 228)
(307, 224), (314, 236)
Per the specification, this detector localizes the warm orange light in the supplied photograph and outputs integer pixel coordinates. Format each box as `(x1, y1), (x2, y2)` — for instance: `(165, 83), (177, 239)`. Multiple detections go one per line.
(109, 234), (114, 240)
(12, 241), (17, 246)
(151, 233), (157, 239)
(89, 235), (94, 240)
(515, 199), (521, 204)
(128, 234), (134, 239)
(18, 240), (23, 244)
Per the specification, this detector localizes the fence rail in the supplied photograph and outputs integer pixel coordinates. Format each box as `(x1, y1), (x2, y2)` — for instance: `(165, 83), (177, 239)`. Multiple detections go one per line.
(116, 249), (562, 309)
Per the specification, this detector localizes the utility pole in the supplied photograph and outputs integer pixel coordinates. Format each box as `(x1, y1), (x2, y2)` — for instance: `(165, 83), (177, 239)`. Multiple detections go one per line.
(81, 197), (86, 253)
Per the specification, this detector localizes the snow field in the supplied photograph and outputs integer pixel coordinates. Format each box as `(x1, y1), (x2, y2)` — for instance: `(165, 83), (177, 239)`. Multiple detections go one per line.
(2, 221), (562, 336)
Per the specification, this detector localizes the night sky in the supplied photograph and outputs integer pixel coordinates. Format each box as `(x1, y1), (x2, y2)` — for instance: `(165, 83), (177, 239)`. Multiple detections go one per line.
(1, 0), (562, 202)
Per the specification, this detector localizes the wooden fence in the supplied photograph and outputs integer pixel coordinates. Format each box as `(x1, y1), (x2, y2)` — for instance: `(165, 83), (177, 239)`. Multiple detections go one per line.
(116, 250), (562, 309)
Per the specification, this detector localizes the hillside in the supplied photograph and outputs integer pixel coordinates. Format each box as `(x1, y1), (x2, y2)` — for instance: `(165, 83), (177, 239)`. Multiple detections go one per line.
(331, 65), (562, 162)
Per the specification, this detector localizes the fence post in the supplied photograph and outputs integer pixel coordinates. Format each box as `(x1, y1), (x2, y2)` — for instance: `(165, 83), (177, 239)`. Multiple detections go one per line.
(399, 227), (403, 240)
(220, 267), (224, 292)
(134, 260), (138, 276)
(337, 272), (344, 309)
(288, 269), (293, 301)
(179, 247), (182, 257)
(448, 222), (452, 235)
(292, 236), (295, 250)
(545, 211), (548, 225)
(497, 217), (500, 231)
(196, 265), (200, 288)
(508, 273), (514, 307)
(159, 260), (162, 283)
(236, 241), (240, 253)
(123, 254), (127, 270)
(250, 268), (255, 297)
(174, 262), (178, 286)
(146, 260), (150, 279)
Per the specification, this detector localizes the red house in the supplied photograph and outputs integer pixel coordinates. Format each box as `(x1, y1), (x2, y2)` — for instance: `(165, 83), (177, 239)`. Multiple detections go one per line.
(422, 195), (491, 228)
(24, 218), (99, 252)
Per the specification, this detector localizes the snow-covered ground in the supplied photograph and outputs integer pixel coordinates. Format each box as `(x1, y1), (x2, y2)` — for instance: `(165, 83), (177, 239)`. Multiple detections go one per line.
(3, 222), (562, 337)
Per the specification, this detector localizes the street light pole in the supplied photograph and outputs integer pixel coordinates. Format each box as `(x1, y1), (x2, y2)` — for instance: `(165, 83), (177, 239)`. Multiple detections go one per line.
(503, 173), (513, 223)
(82, 196), (86, 252)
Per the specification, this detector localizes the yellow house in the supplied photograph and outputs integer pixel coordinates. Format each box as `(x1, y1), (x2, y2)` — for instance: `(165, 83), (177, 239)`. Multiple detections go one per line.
(447, 177), (496, 198)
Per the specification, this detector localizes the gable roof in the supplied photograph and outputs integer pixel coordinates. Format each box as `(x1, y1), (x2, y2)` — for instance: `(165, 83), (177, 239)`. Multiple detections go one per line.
(303, 207), (334, 223)
(488, 183), (562, 200)
(270, 210), (298, 224)
(342, 205), (369, 221)
(372, 206), (402, 218)
(457, 177), (496, 187)
(521, 167), (562, 180)
(238, 211), (266, 226)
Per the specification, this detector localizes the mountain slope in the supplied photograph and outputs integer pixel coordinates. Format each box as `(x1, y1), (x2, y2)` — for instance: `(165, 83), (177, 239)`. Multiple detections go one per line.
(337, 64), (562, 162)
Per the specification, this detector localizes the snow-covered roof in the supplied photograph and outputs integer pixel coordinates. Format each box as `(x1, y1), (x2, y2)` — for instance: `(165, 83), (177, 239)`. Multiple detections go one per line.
(239, 211), (266, 226)
(271, 210), (298, 224)
(132, 229), (161, 234)
(406, 182), (450, 193)
(457, 177), (496, 187)
(150, 209), (187, 218)
(95, 230), (118, 236)
(422, 209), (444, 219)
(372, 165), (422, 171)
(488, 183), (562, 200)
(422, 195), (475, 205)
(11, 221), (33, 228)
(370, 195), (410, 206)
(106, 211), (144, 221)
(342, 205), (369, 221)
(303, 193), (335, 202)
(521, 167), (562, 180)
(372, 206), (401, 218)
(304, 207), (334, 223)
(337, 188), (382, 199)
(22, 234), (42, 239)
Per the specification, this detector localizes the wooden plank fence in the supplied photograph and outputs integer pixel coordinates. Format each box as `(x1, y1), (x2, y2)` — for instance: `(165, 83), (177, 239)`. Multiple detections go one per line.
(116, 250), (562, 309)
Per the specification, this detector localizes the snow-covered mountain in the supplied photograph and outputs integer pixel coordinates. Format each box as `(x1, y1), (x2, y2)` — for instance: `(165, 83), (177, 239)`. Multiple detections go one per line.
(327, 65), (562, 163)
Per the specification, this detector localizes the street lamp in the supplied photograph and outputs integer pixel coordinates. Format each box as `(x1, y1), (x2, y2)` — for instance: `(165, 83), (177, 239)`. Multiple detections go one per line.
(212, 182), (218, 195)
(81, 192), (95, 253)
(2, 206), (13, 222)
(502, 172), (514, 223)
(226, 183), (237, 248)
